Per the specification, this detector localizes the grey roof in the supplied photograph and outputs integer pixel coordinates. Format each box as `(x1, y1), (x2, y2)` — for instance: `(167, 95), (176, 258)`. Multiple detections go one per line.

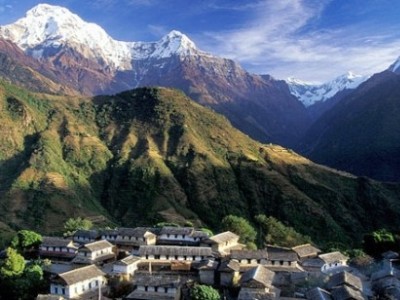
(159, 226), (194, 236)
(219, 259), (241, 272)
(192, 230), (210, 239)
(118, 227), (156, 237)
(114, 255), (141, 266)
(238, 288), (277, 300)
(231, 250), (269, 260)
(205, 231), (239, 244)
(319, 252), (348, 264)
(240, 265), (275, 288)
(54, 265), (105, 285)
(327, 271), (363, 291)
(306, 287), (332, 300)
(292, 244), (321, 258)
(73, 230), (100, 239)
(382, 251), (399, 259)
(267, 246), (298, 261)
(301, 258), (325, 268)
(193, 259), (219, 270)
(41, 237), (76, 248)
(133, 274), (186, 287)
(100, 229), (119, 236)
(139, 245), (212, 257)
(81, 240), (114, 252)
(330, 285), (365, 300)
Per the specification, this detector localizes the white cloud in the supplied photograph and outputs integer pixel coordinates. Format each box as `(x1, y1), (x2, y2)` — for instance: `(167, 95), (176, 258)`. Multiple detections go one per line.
(198, 0), (400, 82)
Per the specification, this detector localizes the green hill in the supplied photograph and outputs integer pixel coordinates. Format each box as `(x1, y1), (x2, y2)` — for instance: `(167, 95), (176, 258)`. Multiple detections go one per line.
(1, 81), (400, 247)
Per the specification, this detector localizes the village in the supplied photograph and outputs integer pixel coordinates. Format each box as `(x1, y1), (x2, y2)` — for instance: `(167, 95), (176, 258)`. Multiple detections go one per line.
(19, 225), (396, 300)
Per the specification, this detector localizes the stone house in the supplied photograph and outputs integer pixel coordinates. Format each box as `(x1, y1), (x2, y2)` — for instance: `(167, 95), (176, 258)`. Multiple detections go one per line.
(100, 229), (119, 244)
(138, 245), (212, 262)
(40, 237), (78, 261)
(230, 249), (269, 266)
(238, 265), (280, 300)
(73, 230), (100, 245)
(327, 271), (371, 298)
(73, 240), (115, 265)
(265, 246), (300, 271)
(218, 259), (241, 287)
(157, 227), (208, 246)
(49, 265), (106, 299)
(125, 274), (184, 300)
(113, 255), (141, 279)
(201, 231), (243, 256)
(292, 244), (322, 261)
(115, 227), (157, 253)
(192, 259), (219, 285)
(318, 251), (348, 273)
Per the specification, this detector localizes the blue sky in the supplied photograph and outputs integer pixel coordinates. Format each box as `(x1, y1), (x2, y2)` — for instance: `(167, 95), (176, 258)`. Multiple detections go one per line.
(1, 0), (400, 82)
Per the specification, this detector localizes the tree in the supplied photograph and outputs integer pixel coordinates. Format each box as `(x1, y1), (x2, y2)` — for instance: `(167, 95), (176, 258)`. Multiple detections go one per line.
(0, 247), (25, 278)
(190, 284), (220, 300)
(11, 230), (42, 254)
(221, 215), (257, 246)
(63, 217), (93, 237)
(255, 215), (310, 247)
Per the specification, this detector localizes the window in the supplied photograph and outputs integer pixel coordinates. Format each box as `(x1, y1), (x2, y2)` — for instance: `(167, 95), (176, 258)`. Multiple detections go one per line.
(280, 261), (284, 265)
(164, 287), (168, 293)
(145, 286), (148, 292)
(89, 282), (92, 289)
(62, 288), (65, 295)
(95, 280), (99, 287)
(55, 287), (58, 294)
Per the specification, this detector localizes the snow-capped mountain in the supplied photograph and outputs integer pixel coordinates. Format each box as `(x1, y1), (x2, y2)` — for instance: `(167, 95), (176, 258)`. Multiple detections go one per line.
(388, 57), (400, 74)
(287, 72), (369, 107)
(0, 3), (311, 147)
(0, 4), (198, 72)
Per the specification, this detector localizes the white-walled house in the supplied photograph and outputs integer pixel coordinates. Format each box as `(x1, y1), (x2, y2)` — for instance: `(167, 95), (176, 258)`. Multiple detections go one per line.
(50, 265), (106, 299)
(319, 251), (349, 273)
(157, 227), (209, 245)
(139, 245), (212, 262)
(201, 231), (243, 256)
(73, 240), (115, 265)
(115, 227), (157, 253)
(113, 255), (141, 278)
(230, 250), (269, 266)
(40, 237), (78, 260)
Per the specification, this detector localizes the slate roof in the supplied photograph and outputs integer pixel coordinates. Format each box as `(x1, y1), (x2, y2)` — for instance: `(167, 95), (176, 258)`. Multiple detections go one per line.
(139, 245), (212, 257)
(100, 229), (119, 237)
(80, 240), (113, 252)
(204, 231), (239, 244)
(114, 255), (141, 266)
(159, 227), (194, 236)
(266, 246), (298, 261)
(327, 271), (363, 291)
(117, 227), (156, 237)
(330, 285), (365, 300)
(53, 265), (105, 285)
(192, 259), (219, 270)
(73, 230), (100, 240)
(306, 287), (332, 300)
(231, 249), (269, 260)
(319, 252), (348, 264)
(41, 237), (77, 248)
(292, 244), (321, 258)
(240, 265), (275, 288)
(133, 274), (186, 287)
(218, 259), (241, 272)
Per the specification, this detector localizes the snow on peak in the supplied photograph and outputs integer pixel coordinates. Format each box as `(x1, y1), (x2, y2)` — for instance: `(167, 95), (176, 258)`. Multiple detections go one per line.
(151, 30), (197, 59)
(0, 3), (134, 70)
(287, 72), (369, 107)
(0, 4), (202, 70)
(389, 57), (400, 73)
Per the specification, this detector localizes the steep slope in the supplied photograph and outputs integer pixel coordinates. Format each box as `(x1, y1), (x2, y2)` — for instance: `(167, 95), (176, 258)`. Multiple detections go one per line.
(0, 38), (78, 95)
(298, 70), (400, 181)
(1, 81), (400, 247)
(0, 4), (311, 147)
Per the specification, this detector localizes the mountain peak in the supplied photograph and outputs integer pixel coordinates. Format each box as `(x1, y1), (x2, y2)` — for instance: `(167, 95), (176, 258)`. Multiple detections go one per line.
(151, 30), (197, 58)
(388, 57), (400, 74)
(287, 72), (368, 107)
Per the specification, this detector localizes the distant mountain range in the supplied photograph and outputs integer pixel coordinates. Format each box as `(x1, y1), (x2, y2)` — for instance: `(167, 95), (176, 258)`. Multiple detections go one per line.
(0, 3), (399, 182)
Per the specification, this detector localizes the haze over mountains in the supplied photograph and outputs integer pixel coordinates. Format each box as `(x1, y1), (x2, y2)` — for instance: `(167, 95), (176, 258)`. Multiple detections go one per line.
(0, 3), (399, 183)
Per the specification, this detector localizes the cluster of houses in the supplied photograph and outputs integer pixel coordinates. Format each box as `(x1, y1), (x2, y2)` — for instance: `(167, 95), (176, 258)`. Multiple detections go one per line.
(35, 226), (399, 300)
